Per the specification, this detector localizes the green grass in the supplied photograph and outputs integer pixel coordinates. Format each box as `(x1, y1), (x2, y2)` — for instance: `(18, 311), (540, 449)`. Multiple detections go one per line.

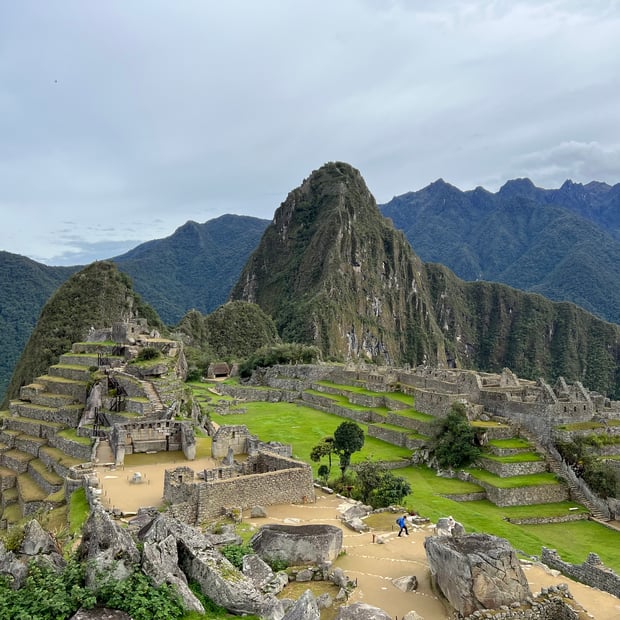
(57, 429), (91, 446)
(466, 469), (560, 488)
(488, 438), (531, 449)
(69, 487), (90, 535)
(208, 401), (411, 472)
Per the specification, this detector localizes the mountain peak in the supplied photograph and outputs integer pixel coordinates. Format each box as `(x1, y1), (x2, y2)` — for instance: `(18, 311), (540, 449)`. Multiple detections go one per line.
(498, 178), (538, 197)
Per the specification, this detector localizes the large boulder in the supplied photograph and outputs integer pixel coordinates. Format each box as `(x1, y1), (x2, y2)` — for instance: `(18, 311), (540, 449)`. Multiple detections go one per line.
(142, 534), (205, 614)
(78, 506), (141, 588)
(424, 533), (531, 616)
(250, 524), (342, 565)
(281, 589), (320, 620)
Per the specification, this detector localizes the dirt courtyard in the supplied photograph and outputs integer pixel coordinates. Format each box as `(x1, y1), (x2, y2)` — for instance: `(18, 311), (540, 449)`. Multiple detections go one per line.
(95, 452), (620, 619)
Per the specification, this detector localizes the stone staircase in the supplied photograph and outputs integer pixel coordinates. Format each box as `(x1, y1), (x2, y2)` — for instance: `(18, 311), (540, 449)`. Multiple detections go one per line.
(516, 426), (611, 521)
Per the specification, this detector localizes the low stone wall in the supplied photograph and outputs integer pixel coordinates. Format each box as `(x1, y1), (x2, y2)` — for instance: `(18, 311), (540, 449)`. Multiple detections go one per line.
(10, 402), (83, 427)
(217, 384), (299, 403)
(367, 425), (410, 448)
(506, 513), (589, 525)
(477, 457), (548, 478)
(469, 475), (568, 507)
(385, 412), (433, 435)
(541, 548), (620, 599)
(441, 492), (487, 502)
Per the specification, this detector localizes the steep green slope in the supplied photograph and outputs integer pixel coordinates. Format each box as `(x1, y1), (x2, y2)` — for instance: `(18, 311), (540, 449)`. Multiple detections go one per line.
(380, 179), (620, 324)
(0, 252), (79, 403)
(113, 214), (269, 324)
(2, 261), (162, 407)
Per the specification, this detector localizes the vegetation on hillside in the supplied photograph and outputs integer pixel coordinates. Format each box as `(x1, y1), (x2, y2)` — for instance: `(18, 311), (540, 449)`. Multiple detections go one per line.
(429, 403), (481, 469)
(2, 261), (163, 407)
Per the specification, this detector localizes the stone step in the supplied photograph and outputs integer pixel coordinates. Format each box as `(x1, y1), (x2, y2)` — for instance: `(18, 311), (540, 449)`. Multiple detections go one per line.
(39, 445), (84, 479)
(14, 433), (48, 457)
(17, 472), (49, 517)
(28, 458), (64, 495)
(48, 364), (93, 382)
(72, 342), (122, 355)
(20, 386), (78, 408)
(2, 449), (36, 474)
(48, 431), (92, 462)
(1, 412), (66, 439)
(37, 375), (88, 401)
(1, 486), (18, 510)
(0, 428), (20, 448)
(9, 400), (83, 427)
(0, 466), (17, 491)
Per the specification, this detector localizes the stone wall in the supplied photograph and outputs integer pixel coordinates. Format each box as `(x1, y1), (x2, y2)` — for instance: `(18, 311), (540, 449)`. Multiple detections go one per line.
(367, 424), (426, 449)
(469, 476), (568, 507)
(477, 457), (548, 478)
(541, 548), (620, 599)
(163, 453), (315, 524)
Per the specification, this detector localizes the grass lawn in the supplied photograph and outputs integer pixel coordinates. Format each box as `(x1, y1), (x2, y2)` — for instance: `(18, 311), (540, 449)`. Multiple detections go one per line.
(466, 469), (560, 488)
(208, 401), (411, 472)
(488, 438), (531, 449)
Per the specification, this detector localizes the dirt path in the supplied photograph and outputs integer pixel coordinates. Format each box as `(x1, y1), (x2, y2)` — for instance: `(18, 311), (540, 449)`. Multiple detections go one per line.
(96, 457), (620, 619)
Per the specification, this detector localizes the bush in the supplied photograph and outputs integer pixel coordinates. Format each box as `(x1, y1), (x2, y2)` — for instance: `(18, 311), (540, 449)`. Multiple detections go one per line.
(135, 347), (161, 362)
(220, 543), (254, 570)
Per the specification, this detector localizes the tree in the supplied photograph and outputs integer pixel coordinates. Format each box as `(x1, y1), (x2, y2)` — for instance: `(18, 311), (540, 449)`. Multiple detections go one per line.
(333, 421), (365, 477)
(354, 460), (411, 507)
(310, 437), (335, 474)
(430, 402), (481, 469)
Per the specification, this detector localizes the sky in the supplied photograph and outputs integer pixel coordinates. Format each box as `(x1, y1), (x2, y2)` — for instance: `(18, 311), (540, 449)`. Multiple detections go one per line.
(1, 1), (619, 266)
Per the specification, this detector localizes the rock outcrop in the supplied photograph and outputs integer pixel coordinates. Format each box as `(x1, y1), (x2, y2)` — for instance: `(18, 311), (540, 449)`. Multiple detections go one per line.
(424, 533), (531, 615)
(250, 524), (343, 565)
(335, 602), (392, 619)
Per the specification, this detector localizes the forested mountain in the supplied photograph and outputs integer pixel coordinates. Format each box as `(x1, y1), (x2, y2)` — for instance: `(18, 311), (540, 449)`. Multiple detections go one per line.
(1, 261), (162, 408)
(0, 252), (79, 404)
(113, 214), (269, 324)
(380, 178), (620, 323)
(232, 163), (620, 397)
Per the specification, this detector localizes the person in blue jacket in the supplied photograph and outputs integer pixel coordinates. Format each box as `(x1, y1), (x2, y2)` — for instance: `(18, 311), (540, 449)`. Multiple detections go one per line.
(397, 514), (409, 537)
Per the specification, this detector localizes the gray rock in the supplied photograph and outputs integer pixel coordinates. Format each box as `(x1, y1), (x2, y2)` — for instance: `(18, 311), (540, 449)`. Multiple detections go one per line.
(0, 541), (28, 589)
(392, 574), (418, 592)
(19, 520), (58, 556)
(402, 612), (425, 620)
(282, 589), (320, 620)
(424, 533), (531, 616)
(452, 521), (466, 537)
(295, 568), (314, 582)
(343, 517), (368, 532)
(78, 506), (141, 588)
(177, 540), (284, 620)
(251, 505), (268, 518)
(70, 609), (133, 620)
(342, 504), (372, 520)
(142, 534), (205, 613)
(251, 523), (342, 565)
(242, 553), (275, 590)
(317, 592), (333, 608)
(329, 567), (350, 588)
(336, 602), (392, 619)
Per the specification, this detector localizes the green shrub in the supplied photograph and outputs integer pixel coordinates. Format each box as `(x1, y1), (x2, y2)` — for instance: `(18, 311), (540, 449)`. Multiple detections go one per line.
(220, 543), (254, 570)
(135, 347), (161, 362)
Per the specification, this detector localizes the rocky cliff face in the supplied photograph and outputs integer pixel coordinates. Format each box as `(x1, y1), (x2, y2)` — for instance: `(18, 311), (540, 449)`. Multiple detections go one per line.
(230, 162), (447, 366)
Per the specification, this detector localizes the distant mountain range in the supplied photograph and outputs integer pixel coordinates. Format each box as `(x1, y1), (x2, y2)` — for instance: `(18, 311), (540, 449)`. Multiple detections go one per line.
(380, 178), (620, 323)
(2, 170), (620, 402)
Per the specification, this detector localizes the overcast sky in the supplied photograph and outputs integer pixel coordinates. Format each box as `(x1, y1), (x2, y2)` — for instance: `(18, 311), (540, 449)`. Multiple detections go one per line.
(1, 1), (619, 265)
